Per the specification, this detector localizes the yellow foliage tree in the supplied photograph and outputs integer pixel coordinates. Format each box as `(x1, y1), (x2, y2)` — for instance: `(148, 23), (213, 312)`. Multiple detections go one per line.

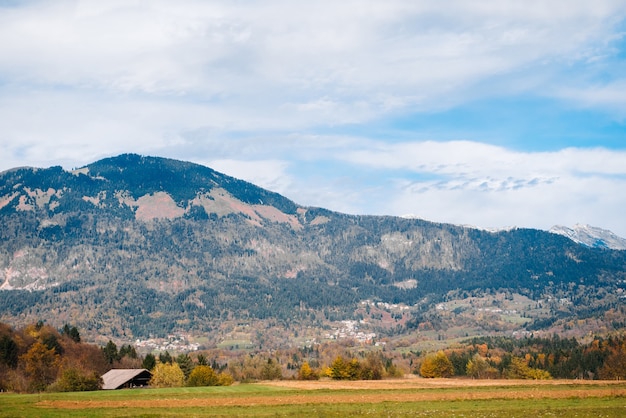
(420, 351), (454, 378)
(330, 356), (349, 380)
(216, 371), (234, 386)
(149, 362), (185, 388)
(187, 365), (218, 386)
(298, 362), (318, 380)
(504, 357), (551, 380)
(19, 341), (60, 392)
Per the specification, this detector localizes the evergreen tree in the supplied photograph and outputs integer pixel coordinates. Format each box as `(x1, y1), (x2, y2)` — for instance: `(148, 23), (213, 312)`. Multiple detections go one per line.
(0, 335), (18, 368)
(119, 344), (138, 359)
(196, 353), (208, 366)
(102, 340), (119, 364)
(69, 326), (81, 343)
(159, 351), (173, 364)
(61, 324), (81, 343)
(142, 353), (156, 370)
(176, 353), (195, 380)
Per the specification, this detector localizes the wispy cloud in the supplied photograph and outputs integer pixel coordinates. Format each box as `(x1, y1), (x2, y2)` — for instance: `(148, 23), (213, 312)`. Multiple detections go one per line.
(2, 1), (624, 122)
(359, 143), (626, 232)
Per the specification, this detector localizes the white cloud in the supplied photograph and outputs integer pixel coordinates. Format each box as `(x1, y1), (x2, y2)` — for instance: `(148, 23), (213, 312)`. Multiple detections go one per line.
(342, 141), (626, 180)
(1, 0), (624, 117)
(555, 80), (626, 117)
(390, 172), (626, 237)
(329, 140), (626, 235)
(1, 1), (626, 236)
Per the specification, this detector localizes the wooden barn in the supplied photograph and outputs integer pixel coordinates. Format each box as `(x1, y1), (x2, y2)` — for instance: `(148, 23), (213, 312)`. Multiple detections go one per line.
(101, 368), (152, 390)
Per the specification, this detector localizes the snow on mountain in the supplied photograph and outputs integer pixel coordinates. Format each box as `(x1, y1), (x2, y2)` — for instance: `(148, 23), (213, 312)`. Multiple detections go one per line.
(550, 224), (626, 250)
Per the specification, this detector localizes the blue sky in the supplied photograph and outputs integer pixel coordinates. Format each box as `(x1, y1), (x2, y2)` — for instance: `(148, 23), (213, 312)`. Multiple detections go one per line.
(1, 1), (626, 236)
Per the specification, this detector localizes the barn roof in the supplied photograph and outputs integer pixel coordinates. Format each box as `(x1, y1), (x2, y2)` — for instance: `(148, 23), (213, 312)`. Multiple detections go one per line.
(101, 368), (151, 390)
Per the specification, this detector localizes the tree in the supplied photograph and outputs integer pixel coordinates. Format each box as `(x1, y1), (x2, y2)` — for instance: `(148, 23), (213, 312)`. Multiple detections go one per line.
(0, 335), (18, 368)
(119, 344), (137, 359)
(159, 351), (172, 365)
(41, 332), (63, 355)
(466, 354), (489, 379)
(330, 356), (349, 380)
(346, 358), (362, 380)
(187, 365), (218, 386)
(142, 353), (156, 370)
(216, 371), (234, 386)
(420, 351), (454, 378)
(598, 343), (626, 380)
(149, 362), (185, 388)
(102, 340), (119, 364)
(61, 324), (81, 343)
(196, 353), (208, 366)
(361, 353), (384, 380)
(298, 362), (318, 380)
(176, 353), (195, 380)
(69, 327), (81, 343)
(260, 358), (282, 380)
(19, 342), (60, 392)
(504, 357), (551, 380)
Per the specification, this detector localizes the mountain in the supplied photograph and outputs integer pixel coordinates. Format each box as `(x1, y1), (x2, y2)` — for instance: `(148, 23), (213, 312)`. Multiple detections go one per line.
(1, 154), (625, 348)
(550, 224), (626, 250)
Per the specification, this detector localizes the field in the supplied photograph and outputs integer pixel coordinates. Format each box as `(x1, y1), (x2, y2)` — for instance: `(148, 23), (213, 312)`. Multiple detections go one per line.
(1, 378), (625, 417)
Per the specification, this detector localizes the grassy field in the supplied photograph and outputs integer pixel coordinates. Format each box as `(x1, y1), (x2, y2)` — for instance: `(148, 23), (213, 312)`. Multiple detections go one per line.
(1, 379), (625, 417)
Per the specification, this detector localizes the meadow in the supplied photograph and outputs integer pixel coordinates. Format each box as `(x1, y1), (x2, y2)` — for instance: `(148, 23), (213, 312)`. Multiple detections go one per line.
(1, 378), (625, 417)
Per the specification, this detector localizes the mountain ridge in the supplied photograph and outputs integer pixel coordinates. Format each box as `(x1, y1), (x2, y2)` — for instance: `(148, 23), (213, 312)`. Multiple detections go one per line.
(1, 154), (625, 347)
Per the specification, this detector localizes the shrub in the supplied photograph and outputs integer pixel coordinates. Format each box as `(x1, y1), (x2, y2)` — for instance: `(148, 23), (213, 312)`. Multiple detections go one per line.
(49, 368), (102, 392)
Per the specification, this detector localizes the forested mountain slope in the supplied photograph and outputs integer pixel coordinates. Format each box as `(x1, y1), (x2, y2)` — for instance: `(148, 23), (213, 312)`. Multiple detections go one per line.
(1, 154), (625, 344)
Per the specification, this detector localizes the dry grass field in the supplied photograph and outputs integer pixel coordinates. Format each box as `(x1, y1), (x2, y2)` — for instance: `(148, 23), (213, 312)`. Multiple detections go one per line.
(3, 378), (626, 417)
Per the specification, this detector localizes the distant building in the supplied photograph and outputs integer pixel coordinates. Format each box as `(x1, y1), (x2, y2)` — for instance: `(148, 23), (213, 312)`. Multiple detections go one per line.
(101, 369), (152, 390)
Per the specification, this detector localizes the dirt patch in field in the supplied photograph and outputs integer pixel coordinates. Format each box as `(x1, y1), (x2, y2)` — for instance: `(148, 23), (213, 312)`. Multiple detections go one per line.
(263, 377), (626, 390)
(38, 379), (626, 410)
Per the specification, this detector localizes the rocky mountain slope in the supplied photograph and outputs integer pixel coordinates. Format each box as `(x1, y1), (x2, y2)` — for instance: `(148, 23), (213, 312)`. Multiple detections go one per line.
(1, 154), (625, 346)
(550, 224), (626, 250)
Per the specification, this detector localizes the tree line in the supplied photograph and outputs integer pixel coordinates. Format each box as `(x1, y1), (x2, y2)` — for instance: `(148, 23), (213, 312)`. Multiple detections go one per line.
(414, 334), (626, 380)
(2, 321), (626, 393)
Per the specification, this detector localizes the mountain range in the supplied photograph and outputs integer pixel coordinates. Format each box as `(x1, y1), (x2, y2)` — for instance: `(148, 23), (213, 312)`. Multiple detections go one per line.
(1, 154), (625, 348)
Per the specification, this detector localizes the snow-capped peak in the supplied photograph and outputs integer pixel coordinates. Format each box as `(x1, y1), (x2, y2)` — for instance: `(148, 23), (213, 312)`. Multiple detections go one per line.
(549, 224), (626, 250)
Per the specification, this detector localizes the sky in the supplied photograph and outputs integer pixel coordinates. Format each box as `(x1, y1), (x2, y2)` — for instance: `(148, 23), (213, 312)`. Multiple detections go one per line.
(1, 0), (626, 237)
